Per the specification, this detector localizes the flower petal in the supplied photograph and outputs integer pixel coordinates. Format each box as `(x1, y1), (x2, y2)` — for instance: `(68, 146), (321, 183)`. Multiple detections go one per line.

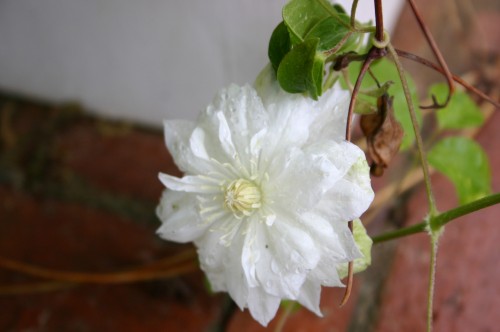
(189, 127), (210, 160)
(247, 287), (281, 327)
(297, 280), (323, 317)
(159, 173), (221, 194)
(267, 140), (361, 213)
(316, 156), (374, 222)
(196, 219), (250, 310)
(309, 87), (351, 142)
(198, 84), (269, 170)
(163, 120), (212, 174)
(254, 64), (349, 146)
(253, 216), (320, 299)
(156, 190), (207, 242)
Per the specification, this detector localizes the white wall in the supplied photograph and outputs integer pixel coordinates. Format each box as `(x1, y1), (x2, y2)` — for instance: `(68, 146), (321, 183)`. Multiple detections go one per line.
(0, 0), (404, 125)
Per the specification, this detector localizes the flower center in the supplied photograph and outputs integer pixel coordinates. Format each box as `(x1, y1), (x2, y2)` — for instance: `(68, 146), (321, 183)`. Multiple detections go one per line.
(224, 179), (261, 218)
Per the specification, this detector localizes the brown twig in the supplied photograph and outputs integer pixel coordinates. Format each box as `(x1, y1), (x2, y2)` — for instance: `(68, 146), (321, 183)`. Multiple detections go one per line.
(0, 250), (198, 285)
(339, 221), (354, 307)
(407, 0), (455, 109)
(0, 281), (76, 295)
(374, 0), (385, 42)
(395, 49), (500, 109)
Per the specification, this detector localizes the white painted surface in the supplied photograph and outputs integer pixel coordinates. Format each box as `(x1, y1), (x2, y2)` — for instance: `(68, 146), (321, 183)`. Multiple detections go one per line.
(0, 0), (404, 125)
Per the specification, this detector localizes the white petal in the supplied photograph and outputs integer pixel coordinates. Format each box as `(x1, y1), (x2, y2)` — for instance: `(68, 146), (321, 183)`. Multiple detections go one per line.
(159, 173), (221, 194)
(197, 218), (250, 310)
(247, 287), (281, 327)
(195, 230), (227, 290)
(163, 120), (211, 174)
(297, 280), (323, 317)
(266, 143), (346, 213)
(223, 225), (250, 309)
(156, 190), (207, 242)
(316, 157), (374, 222)
(299, 212), (350, 286)
(198, 84), (269, 168)
(254, 64), (349, 148)
(334, 220), (363, 261)
(253, 216), (320, 299)
(241, 218), (260, 288)
(210, 84), (269, 138)
(250, 128), (267, 160)
(216, 111), (238, 159)
(308, 87), (351, 142)
(189, 127), (209, 160)
(299, 212), (348, 261)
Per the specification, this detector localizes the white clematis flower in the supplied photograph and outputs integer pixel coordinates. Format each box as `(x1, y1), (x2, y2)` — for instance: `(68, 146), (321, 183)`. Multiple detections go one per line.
(157, 65), (374, 326)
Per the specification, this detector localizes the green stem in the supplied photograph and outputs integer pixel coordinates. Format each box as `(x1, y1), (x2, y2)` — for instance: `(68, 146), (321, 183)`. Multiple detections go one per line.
(372, 192), (500, 244)
(372, 223), (426, 244)
(274, 302), (299, 332)
(387, 43), (438, 216)
(431, 192), (500, 230)
(426, 235), (439, 332)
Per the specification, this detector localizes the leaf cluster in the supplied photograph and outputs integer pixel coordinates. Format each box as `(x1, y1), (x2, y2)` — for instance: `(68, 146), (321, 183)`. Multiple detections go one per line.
(268, 0), (362, 100)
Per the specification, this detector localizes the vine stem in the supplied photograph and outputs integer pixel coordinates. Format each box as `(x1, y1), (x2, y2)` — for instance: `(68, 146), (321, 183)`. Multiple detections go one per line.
(372, 192), (500, 244)
(407, 0), (454, 109)
(427, 235), (439, 332)
(350, 0), (360, 28)
(374, 0), (384, 41)
(395, 49), (500, 108)
(341, 47), (379, 307)
(386, 43), (438, 216)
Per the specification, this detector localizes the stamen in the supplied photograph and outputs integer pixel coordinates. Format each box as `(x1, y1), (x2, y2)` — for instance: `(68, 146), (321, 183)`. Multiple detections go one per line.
(224, 179), (262, 218)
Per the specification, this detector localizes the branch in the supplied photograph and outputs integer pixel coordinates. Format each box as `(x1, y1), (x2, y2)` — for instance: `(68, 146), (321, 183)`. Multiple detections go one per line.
(395, 49), (500, 109)
(372, 192), (500, 243)
(407, 0), (455, 109)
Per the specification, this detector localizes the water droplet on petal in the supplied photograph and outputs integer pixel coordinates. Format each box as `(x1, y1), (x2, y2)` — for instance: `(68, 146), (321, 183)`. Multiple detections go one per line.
(265, 214), (276, 226)
(271, 260), (280, 274)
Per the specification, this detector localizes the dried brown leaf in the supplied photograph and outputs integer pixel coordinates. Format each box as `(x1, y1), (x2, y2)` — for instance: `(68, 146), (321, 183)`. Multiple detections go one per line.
(360, 94), (404, 176)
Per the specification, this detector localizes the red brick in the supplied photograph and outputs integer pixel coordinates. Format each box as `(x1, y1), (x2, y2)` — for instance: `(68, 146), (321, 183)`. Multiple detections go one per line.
(0, 187), (223, 332)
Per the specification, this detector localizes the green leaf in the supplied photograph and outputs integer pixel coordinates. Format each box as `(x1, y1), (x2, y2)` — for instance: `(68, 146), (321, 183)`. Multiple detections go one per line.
(277, 38), (324, 100)
(361, 80), (394, 98)
(344, 58), (421, 149)
(429, 83), (484, 130)
(304, 15), (353, 52)
(428, 137), (491, 204)
(332, 3), (347, 14)
(283, 0), (357, 54)
(268, 21), (292, 72)
(283, 0), (333, 44)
